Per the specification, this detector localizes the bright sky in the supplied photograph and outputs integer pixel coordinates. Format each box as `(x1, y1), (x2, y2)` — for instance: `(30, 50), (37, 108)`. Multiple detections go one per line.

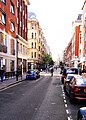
(29, 0), (83, 61)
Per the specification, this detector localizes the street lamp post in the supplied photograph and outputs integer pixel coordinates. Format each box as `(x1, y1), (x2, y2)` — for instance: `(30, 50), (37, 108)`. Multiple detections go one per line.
(16, 35), (19, 81)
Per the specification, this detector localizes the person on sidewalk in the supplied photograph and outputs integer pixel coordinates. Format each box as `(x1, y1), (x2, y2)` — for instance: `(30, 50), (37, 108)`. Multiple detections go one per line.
(0, 67), (5, 82)
(50, 67), (54, 77)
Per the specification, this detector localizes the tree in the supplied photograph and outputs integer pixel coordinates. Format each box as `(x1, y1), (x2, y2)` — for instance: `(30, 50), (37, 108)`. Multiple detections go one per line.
(41, 54), (54, 67)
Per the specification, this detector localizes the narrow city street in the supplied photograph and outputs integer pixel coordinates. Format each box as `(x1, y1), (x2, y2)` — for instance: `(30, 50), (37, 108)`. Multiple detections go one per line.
(0, 69), (86, 120)
(0, 70), (67, 120)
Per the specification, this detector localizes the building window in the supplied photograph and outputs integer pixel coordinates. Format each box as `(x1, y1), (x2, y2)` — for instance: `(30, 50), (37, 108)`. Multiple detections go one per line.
(0, 32), (4, 44)
(4, 34), (7, 46)
(20, 6), (21, 12)
(34, 52), (36, 58)
(35, 33), (36, 39)
(31, 42), (33, 48)
(31, 52), (33, 58)
(23, 45), (25, 54)
(39, 38), (40, 43)
(32, 24), (35, 29)
(10, 60), (14, 71)
(10, 1), (14, 14)
(39, 46), (40, 51)
(0, 11), (6, 25)
(38, 54), (40, 59)
(35, 42), (36, 48)
(1, 0), (6, 4)
(23, 10), (24, 16)
(10, 39), (15, 55)
(10, 21), (14, 32)
(32, 33), (33, 39)
(20, 43), (22, 53)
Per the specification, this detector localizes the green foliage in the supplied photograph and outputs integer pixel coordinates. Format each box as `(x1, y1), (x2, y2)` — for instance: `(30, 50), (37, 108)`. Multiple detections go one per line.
(41, 54), (54, 66)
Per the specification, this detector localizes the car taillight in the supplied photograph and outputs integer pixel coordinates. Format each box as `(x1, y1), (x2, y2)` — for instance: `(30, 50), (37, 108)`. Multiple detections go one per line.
(73, 88), (80, 93)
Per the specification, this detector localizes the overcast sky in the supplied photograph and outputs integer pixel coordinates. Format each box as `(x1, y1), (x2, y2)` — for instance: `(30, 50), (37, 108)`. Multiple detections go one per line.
(29, 0), (83, 61)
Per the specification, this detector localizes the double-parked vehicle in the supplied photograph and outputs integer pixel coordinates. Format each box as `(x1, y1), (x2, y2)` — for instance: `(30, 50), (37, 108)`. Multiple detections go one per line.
(64, 75), (86, 103)
(26, 69), (40, 80)
(61, 67), (78, 84)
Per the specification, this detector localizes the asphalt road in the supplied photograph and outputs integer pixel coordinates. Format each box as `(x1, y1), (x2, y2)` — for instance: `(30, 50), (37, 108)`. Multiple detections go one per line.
(1, 70), (85, 120)
(0, 71), (68, 120)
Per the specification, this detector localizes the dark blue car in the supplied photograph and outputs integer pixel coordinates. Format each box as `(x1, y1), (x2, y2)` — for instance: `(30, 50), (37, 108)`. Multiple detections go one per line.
(26, 69), (40, 80)
(77, 107), (86, 120)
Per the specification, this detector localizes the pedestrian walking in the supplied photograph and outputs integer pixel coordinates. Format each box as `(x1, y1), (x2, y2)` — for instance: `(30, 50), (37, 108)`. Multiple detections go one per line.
(0, 67), (5, 82)
(50, 67), (54, 76)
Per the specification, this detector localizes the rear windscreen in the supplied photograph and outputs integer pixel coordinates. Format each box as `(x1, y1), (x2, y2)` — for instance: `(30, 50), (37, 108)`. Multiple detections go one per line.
(67, 68), (78, 74)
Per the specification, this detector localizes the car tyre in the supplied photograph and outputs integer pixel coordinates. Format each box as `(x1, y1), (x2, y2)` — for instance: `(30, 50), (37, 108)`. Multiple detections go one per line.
(61, 77), (64, 84)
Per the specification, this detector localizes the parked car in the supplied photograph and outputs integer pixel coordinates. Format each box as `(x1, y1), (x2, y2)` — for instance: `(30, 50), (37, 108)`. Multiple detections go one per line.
(61, 67), (78, 84)
(26, 69), (40, 80)
(77, 107), (86, 120)
(65, 75), (86, 103)
(64, 74), (76, 92)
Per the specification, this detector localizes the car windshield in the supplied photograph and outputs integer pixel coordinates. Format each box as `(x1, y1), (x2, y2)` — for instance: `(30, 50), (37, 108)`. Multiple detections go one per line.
(27, 70), (34, 73)
(76, 76), (86, 85)
(68, 76), (73, 80)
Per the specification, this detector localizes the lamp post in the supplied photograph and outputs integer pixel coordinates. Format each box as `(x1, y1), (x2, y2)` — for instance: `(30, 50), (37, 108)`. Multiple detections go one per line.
(15, 35), (19, 81)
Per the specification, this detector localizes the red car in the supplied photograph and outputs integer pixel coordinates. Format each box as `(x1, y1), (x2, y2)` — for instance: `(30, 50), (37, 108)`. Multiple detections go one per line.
(65, 75), (86, 103)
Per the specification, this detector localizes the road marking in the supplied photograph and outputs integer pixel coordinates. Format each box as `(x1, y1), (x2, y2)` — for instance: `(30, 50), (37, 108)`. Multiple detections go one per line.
(63, 96), (66, 99)
(0, 82), (22, 91)
(65, 104), (68, 108)
(61, 85), (73, 120)
(66, 109), (69, 114)
(64, 99), (67, 103)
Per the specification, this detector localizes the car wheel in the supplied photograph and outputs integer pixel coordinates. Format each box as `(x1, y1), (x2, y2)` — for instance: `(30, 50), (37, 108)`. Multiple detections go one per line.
(69, 95), (76, 104)
(61, 77), (64, 84)
(77, 110), (82, 120)
(64, 89), (68, 96)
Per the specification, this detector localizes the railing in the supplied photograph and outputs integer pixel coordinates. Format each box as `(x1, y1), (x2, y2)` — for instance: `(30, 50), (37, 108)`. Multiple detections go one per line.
(4, 70), (22, 79)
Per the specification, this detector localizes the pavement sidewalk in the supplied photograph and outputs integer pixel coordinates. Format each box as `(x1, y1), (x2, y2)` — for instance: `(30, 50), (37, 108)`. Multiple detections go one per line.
(0, 71), (61, 91)
(0, 74), (26, 90)
(0, 72), (45, 90)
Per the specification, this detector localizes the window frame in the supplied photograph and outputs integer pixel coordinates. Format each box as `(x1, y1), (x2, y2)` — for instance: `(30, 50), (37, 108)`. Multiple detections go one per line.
(32, 33), (34, 39)
(10, 20), (15, 32)
(1, 0), (6, 4)
(10, 1), (15, 14)
(0, 10), (6, 25)
(34, 52), (36, 58)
